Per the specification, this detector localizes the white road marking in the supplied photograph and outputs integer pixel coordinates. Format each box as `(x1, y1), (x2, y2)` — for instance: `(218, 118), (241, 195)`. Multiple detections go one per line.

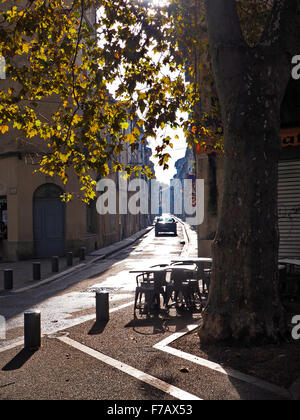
(58, 335), (202, 401)
(153, 324), (200, 348)
(154, 324), (291, 400)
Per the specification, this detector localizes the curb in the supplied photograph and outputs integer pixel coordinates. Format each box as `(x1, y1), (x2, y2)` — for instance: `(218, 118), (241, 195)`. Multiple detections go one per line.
(174, 217), (194, 258)
(0, 226), (153, 296)
(8, 263), (87, 294)
(90, 226), (153, 259)
(179, 221), (190, 257)
(172, 218), (188, 243)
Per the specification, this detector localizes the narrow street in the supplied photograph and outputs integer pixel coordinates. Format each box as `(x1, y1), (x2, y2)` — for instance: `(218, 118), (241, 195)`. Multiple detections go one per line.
(0, 224), (186, 342)
(0, 222), (287, 401)
(1, 0), (300, 404)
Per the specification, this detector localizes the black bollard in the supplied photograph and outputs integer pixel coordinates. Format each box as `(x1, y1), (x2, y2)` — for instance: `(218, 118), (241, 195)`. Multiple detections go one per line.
(33, 262), (41, 281)
(4, 269), (13, 290)
(51, 256), (59, 273)
(67, 252), (73, 267)
(24, 311), (41, 351)
(79, 247), (86, 261)
(96, 292), (109, 323)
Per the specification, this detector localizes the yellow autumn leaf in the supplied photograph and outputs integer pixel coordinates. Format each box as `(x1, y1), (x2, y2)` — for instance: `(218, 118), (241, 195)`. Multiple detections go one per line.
(125, 133), (136, 144)
(132, 127), (140, 136)
(22, 43), (30, 53)
(59, 153), (69, 163)
(0, 125), (9, 134)
(73, 114), (82, 124)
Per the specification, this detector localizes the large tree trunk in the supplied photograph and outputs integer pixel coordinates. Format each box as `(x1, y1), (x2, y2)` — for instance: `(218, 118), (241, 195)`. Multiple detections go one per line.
(198, 0), (300, 344)
(199, 90), (286, 344)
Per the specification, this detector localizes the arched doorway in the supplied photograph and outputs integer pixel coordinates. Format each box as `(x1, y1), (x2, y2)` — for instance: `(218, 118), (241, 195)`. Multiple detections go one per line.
(33, 184), (65, 257)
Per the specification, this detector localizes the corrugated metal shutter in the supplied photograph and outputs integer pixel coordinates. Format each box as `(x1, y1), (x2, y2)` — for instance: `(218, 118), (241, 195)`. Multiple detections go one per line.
(278, 160), (300, 258)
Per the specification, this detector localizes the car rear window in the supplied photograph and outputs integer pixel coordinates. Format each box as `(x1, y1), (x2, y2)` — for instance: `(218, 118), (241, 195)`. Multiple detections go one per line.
(158, 218), (174, 223)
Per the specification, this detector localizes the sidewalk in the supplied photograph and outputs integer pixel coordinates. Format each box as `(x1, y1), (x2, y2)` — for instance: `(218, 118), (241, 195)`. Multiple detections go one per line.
(0, 220), (294, 401)
(179, 221), (198, 259)
(0, 226), (153, 294)
(0, 301), (288, 400)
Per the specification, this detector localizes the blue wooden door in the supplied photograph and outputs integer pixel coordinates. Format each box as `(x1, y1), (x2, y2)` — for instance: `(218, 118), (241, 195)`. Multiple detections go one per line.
(34, 197), (65, 258)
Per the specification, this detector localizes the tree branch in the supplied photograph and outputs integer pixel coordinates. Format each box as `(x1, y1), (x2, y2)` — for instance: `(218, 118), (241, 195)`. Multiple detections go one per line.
(259, 0), (300, 101)
(65, 0), (85, 145)
(203, 0), (248, 112)
(278, 0), (300, 57)
(261, 0), (300, 55)
(204, 0), (246, 48)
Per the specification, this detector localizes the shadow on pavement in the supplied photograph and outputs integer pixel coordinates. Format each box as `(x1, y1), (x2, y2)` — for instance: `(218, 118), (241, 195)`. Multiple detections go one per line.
(0, 235), (148, 323)
(172, 331), (291, 400)
(125, 311), (198, 336)
(88, 320), (109, 335)
(2, 348), (36, 371)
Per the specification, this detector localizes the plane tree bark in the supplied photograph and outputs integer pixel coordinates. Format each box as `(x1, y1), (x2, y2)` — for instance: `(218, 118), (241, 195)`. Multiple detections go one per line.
(199, 0), (300, 344)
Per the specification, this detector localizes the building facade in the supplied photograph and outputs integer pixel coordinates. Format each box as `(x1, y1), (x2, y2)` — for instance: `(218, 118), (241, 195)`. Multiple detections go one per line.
(277, 78), (300, 259)
(195, 77), (300, 259)
(0, 3), (154, 261)
(0, 136), (154, 262)
(172, 146), (196, 221)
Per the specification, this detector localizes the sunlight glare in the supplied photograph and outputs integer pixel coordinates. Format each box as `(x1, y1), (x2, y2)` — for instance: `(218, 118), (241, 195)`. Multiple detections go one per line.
(151, 0), (170, 7)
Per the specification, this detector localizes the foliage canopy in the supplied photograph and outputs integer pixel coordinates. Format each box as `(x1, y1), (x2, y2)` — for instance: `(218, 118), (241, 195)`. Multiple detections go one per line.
(0, 0), (195, 200)
(0, 0), (280, 201)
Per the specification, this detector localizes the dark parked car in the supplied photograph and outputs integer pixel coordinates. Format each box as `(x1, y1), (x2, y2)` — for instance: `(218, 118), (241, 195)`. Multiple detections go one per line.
(155, 216), (177, 237)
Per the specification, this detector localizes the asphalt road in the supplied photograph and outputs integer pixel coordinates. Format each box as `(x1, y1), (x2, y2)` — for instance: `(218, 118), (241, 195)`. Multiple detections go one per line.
(0, 226), (185, 345)
(0, 225), (288, 401)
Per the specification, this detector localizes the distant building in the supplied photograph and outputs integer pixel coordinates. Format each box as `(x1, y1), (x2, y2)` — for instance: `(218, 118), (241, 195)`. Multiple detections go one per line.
(172, 147), (196, 221)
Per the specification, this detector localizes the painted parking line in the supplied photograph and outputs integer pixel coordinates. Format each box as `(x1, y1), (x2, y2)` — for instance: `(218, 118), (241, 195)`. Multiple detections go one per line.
(153, 324), (200, 349)
(154, 324), (291, 400)
(58, 335), (202, 401)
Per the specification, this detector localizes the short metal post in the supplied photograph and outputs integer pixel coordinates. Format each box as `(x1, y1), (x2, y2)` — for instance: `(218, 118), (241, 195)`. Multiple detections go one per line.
(96, 292), (109, 322)
(67, 252), (73, 267)
(4, 269), (13, 290)
(33, 262), (41, 281)
(79, 247), (86, 261)
(24, 311), (41, 350)
(51, 256), (59, 273)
